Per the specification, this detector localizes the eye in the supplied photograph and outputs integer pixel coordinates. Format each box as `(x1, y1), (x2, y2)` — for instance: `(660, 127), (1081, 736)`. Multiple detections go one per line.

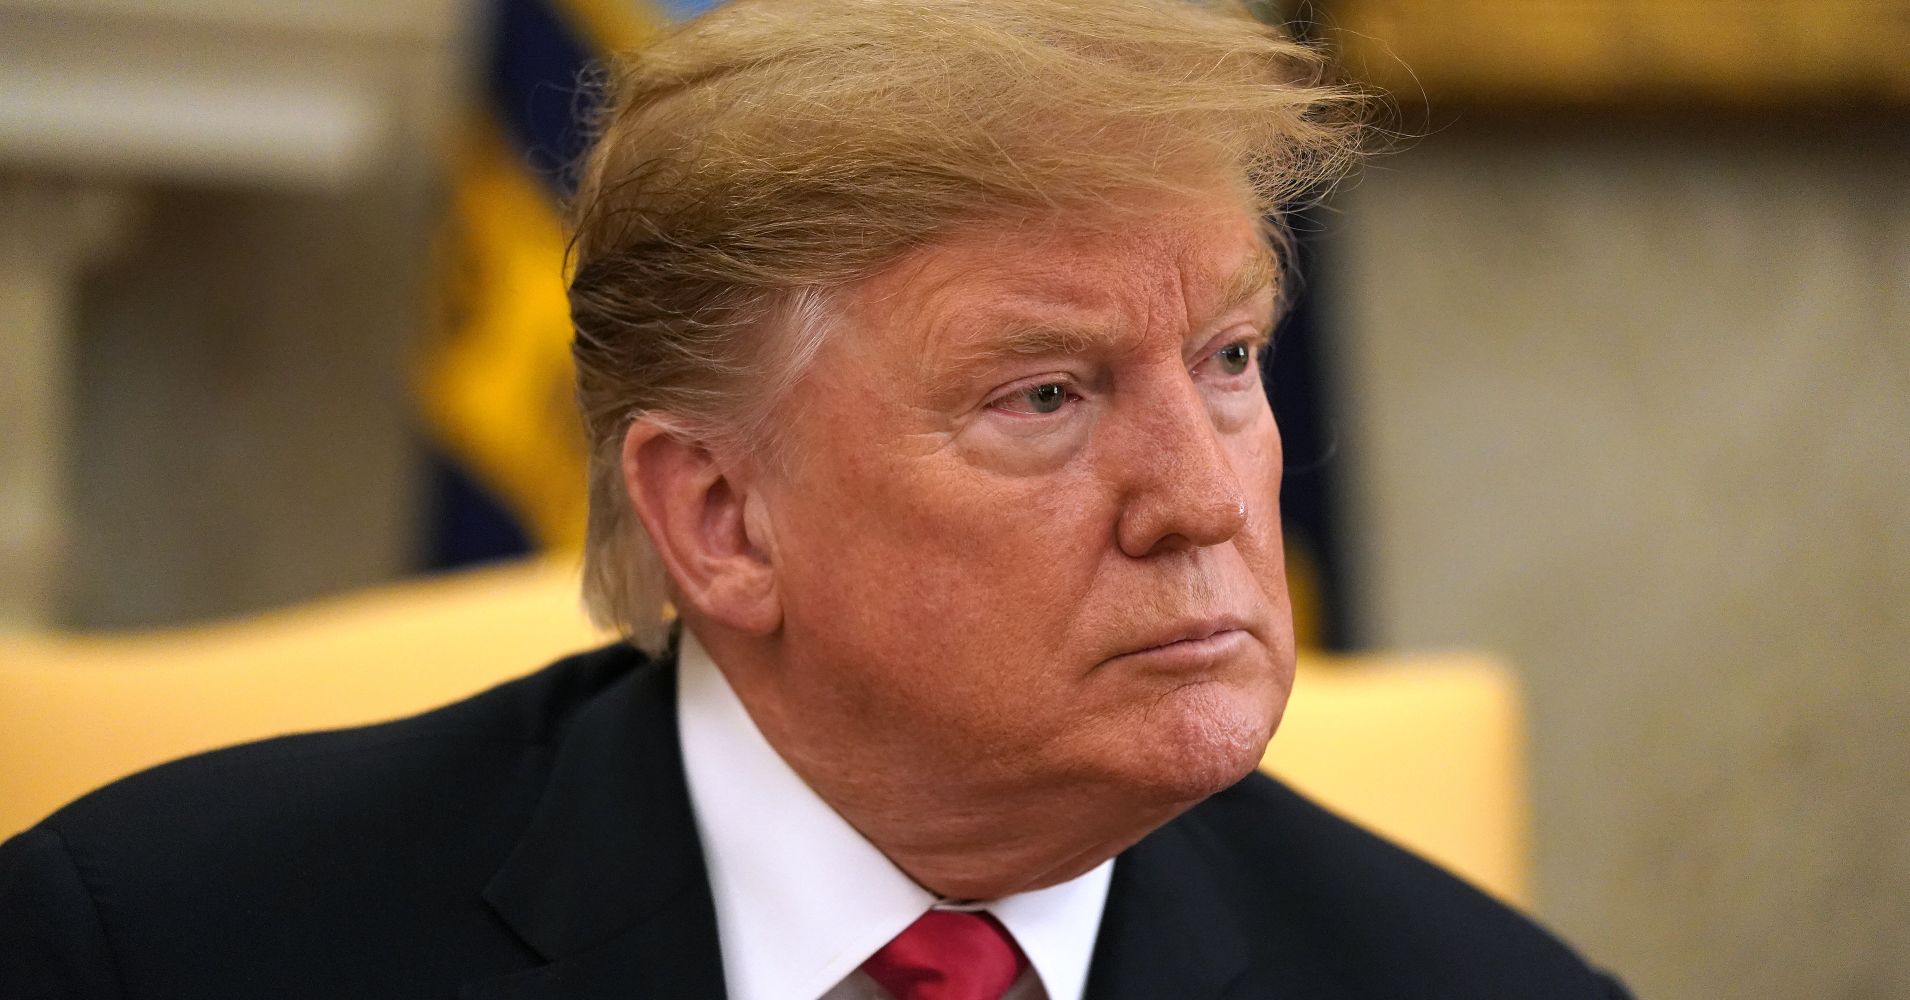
(996, 382), (1070, 415)
(1214, 341), (1254, 376)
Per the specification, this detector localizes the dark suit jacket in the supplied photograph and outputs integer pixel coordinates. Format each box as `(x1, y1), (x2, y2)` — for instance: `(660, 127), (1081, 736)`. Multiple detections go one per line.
(1, 643), (1629, 999)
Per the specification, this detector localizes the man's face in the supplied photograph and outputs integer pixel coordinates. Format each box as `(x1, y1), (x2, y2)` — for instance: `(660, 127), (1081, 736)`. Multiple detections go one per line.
(759, 190), (1295, 806)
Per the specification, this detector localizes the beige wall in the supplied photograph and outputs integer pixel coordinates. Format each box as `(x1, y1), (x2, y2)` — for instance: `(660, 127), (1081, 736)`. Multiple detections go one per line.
(0, 0), (467, 629)
(66, 177), (437, 628)
(1330, 115), (1910, 998)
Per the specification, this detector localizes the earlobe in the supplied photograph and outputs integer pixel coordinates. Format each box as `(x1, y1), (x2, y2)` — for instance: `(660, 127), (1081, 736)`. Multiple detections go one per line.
(698, 479), (783, 636)
(621, 420), (783, 637)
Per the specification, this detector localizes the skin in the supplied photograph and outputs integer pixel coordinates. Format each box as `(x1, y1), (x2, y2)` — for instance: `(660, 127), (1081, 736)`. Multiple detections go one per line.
(622, 187), (1296, 901)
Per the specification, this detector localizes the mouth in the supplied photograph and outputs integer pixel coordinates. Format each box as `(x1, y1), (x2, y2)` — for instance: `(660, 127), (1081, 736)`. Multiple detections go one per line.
(1103, 617), (1254, 670)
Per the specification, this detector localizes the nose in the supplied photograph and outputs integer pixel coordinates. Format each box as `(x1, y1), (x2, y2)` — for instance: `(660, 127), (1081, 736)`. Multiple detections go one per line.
(1113, 373), (1250, 558)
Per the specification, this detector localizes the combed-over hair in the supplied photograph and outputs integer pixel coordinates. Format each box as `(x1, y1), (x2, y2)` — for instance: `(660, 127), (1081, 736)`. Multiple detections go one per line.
(568, 0), (1368, 652)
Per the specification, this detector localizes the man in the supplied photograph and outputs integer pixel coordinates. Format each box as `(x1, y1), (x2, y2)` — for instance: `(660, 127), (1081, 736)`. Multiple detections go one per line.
(1, 1), (1629, 997)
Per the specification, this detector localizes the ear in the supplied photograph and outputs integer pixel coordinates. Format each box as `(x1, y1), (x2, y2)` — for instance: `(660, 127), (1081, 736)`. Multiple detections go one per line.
(621, 419), (782, 637)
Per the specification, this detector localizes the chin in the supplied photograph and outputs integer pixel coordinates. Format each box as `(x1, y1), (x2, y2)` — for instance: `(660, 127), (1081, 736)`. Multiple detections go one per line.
(1121, 678), (1284, 805)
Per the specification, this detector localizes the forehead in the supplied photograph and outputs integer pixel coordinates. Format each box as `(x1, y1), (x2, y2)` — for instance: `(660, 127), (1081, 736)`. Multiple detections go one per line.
(850, 196), (1273, 338)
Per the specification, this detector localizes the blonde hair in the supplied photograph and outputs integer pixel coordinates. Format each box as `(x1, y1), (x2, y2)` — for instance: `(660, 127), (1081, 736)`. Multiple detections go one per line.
(567, 0), (1368, 652)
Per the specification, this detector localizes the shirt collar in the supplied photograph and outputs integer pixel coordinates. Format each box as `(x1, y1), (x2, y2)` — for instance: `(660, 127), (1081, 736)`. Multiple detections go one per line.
(676, 629), (1112, 1000)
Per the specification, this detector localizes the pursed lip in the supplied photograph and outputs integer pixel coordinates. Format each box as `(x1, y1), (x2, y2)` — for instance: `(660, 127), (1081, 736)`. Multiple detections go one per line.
(1105, 615), (1255, 665)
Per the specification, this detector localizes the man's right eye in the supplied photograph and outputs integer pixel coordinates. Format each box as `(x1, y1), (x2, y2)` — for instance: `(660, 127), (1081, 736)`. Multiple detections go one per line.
(993, 379), (1084, 417)
(1022, 384), (1068, 414)
(986, 378), (1078, 416)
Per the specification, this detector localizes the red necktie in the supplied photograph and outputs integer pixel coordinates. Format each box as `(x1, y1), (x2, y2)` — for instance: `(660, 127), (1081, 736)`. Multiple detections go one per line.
(861, 910), (1029, 1000)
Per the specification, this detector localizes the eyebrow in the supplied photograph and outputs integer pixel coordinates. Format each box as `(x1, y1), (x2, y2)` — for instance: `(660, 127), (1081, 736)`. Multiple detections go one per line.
(1214, 245), (1279, 322)
(921, 246), (1280, 400)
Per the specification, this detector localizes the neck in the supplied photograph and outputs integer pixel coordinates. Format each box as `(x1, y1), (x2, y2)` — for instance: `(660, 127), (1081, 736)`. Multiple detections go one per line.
(806, 771), (1180, 900)
(692, 625), (1199, 900)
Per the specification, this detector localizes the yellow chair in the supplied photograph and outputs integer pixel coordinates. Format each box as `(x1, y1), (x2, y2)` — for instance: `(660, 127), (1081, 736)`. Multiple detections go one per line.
(1261, 652), (1530, 906)
(0, 561), (1529, 907)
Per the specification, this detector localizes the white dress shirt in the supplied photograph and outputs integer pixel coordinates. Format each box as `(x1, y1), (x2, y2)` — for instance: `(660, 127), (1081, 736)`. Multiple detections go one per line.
(676, 630), (1113, 1000)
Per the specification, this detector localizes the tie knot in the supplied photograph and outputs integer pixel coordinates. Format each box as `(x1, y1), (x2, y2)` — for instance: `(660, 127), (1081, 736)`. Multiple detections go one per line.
(861, 910), (1029, 1000)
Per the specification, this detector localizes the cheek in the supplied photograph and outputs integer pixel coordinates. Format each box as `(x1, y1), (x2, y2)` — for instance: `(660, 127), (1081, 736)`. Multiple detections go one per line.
(883, 464), (1108, 637)
(772, 458), (1113, 751)
(776, 447), (1114, 714)
(1251, 399), (1285, 493)
(1233, 415), (1296, 636)
(1234, 408), (1286, 536)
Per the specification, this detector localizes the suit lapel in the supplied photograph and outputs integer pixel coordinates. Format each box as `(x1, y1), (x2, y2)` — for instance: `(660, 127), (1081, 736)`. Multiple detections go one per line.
(461, 645), (1267, 999)
(465, 650), (727, 1000)
(1084, 816), (1253, 1000)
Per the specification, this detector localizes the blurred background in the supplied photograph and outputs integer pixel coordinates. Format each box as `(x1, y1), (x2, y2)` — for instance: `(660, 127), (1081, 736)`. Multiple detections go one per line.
(1, 0), (1905, 996)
